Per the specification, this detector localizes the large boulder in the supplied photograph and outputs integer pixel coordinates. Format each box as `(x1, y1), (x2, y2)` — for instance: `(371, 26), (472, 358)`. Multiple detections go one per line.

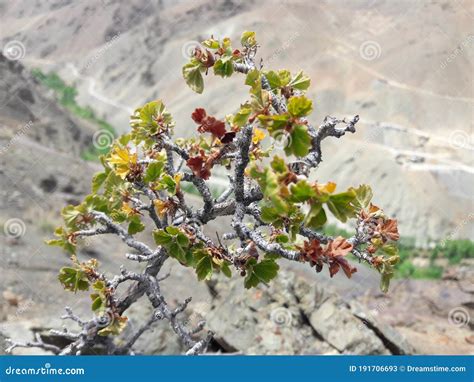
(205, 271), (415, 355)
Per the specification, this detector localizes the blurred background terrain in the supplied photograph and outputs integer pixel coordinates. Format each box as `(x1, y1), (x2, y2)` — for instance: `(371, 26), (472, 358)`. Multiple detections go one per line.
(0, 0), (472, 355)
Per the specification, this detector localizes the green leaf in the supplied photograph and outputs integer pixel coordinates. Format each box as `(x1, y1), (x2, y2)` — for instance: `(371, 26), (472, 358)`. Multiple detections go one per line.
(244, 259), (259, 288)
(144, 161), (164, 183)
(182, 61), (204, 94)
(245, 69), (260, 87)
(290, 180), (316, 203)
(196, 255), (213, 281)
(91, 171), (107, 193)
(264, 70), (281, 89)
(289, 71), (311, 90)
(233, 106), (252, 127)
(286, 124), (311, 157)
(131, 100), (174, 133)
(213, 57), (234, 78)
(202, 38), (220, 49)
(98, 316), (128, 336)
(326, 190), (356, 222)
(153, 230), (173, 245)
(254, 259), (279, 282)
(305, 203), (327, 228)
(169, 241), (186, 263)
(46, 227), (76, 254)
(275, 234), (289, 244)
(61, 205), (82, 229)
(260, 204), (280, 224)
(287, 95), (313, 117)
(258, 114), (290, 131)
(350, 184), (373, 211)
(159, 174), (177, 194)
(165, 226), (180, 235)
(277, 70), (291, 87)
(221, 262), (232, 278)
(128, 216), (145, 235)
(58, 267), (89, 292)
(244, 258), (279, 288)
(241, 31), (257, 47)
(176, 232), (190, 247)
(270, 155), (287, 173)
(91, 295), (103, 311)
(380, 272), (391, 293)
(380, 243), (399, 257)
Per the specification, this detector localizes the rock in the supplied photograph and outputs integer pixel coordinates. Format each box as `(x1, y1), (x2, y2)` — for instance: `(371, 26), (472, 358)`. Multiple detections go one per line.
(2, 290), (21, 307)
(0, 331), (7, 355)
(125, 301), (184, 355)
(205, 271), (414, 355)
(349, 301), (416, 355)
(307, 298), (388, 354)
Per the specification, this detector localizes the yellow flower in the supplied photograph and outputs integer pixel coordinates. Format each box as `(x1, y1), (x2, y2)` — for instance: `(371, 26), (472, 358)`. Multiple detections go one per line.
(121, 202), (136, 217)
(108, 146), (137, 179)
(153, 199), (168, 218)
(316, 182), (336, 194)
(252, 128), (266, 145)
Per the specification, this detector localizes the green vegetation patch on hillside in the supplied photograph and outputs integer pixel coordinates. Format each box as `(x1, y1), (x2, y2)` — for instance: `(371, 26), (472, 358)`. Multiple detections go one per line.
(323, 225), (474, 280)
(31, 69), (117, 161)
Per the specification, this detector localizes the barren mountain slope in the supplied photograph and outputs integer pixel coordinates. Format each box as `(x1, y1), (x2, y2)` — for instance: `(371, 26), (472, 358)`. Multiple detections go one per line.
(1, 0), (472, 242)
(0, 53), (98, 156)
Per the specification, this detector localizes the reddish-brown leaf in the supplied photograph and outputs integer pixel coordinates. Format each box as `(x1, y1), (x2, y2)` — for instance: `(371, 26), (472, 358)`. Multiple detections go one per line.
(191, 108), (206, 124)
(328, 256), (357, 279)
(191, 108), (228, 139)
(325, 236), (353, 257)
(220, 131), (236, 143)
(328, 260), (340, 278)
(300, 239), (323, 263)
(194, 48), (215, 68)
(186, 156), (211, 180)
(337, 256), (357, 278)
(380, 219), (399, 241)
(203, 116), (226, 138)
